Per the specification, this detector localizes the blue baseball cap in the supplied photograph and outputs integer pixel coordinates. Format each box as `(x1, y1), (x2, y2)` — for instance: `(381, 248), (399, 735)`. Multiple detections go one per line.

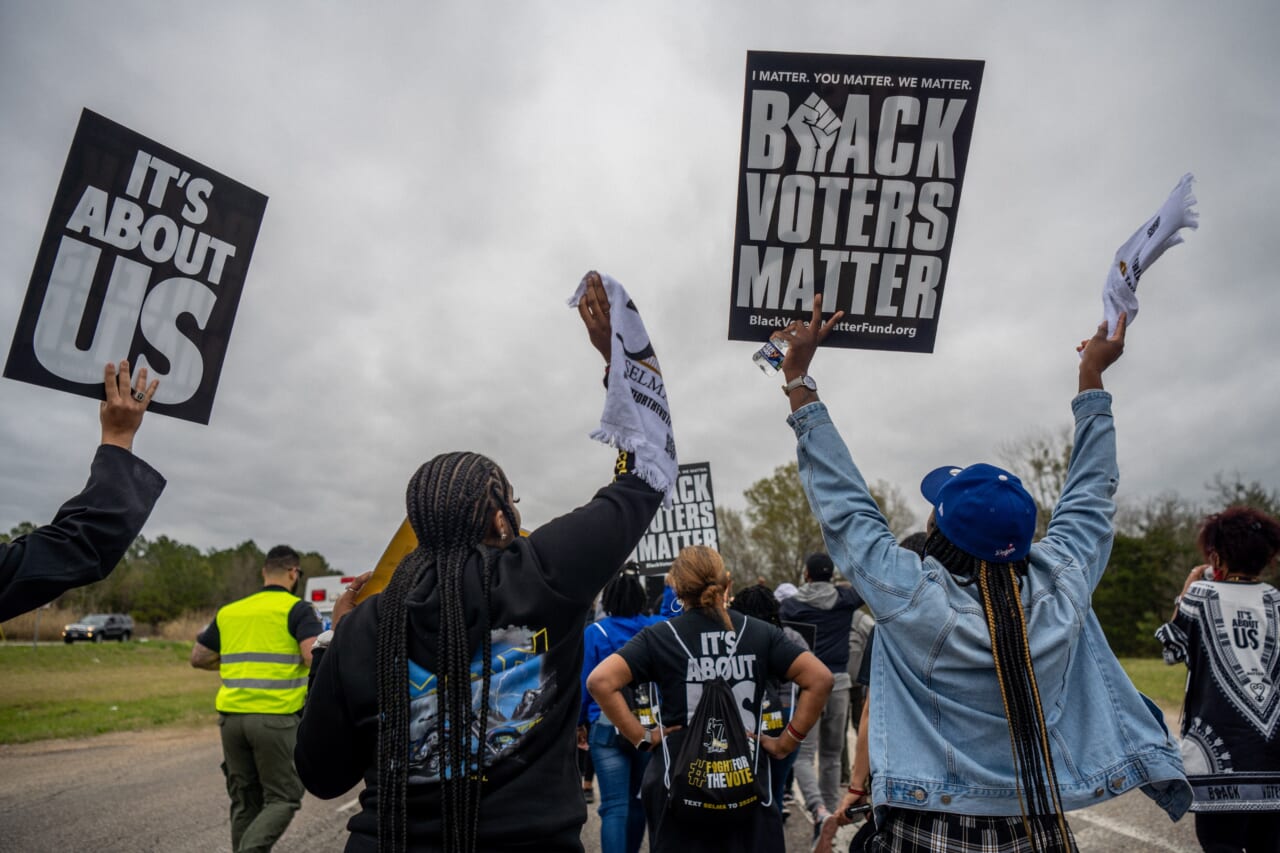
(920, 463), (1036, 562)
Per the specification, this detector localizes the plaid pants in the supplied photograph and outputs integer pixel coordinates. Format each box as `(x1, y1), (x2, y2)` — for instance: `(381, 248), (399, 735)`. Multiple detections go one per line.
(864, 809), (1077, 853)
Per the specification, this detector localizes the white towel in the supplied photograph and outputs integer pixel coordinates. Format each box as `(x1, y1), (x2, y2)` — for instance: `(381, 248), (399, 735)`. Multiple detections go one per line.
(1102, 173), (1199, 335)
(568, 273), (678, 504)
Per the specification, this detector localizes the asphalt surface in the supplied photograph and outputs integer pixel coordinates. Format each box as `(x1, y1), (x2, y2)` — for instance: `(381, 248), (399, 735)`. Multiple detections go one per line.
(0, 724), (1201, 852)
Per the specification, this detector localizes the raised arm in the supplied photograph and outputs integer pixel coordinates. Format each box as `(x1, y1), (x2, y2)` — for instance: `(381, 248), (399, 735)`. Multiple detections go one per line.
(780, 293), (843, 413)
(1038, 316), (1127, 593)
(774, 296), (925, 616)
(529, 272), (665, 602)
(0, 361), (164, 621)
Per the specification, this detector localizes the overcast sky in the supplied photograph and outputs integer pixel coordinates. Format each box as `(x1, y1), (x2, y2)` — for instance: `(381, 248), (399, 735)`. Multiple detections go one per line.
(2, 0), (1277, 575)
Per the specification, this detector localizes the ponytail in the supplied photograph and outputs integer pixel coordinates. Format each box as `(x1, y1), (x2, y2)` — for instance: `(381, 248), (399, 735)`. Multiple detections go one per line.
(669, 545), (732, 631)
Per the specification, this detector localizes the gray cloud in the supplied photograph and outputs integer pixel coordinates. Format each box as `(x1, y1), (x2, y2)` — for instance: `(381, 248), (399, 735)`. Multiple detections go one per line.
(2, 0), (1277, 571)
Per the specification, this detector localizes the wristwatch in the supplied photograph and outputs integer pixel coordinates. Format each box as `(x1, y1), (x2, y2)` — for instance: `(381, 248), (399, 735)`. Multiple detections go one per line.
(782, 375), (817, 396)
(634, 728), (656, 752)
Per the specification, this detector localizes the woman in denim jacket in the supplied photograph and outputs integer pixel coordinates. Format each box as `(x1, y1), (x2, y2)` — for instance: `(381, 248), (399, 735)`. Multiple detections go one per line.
(776, 302), (1189, 852)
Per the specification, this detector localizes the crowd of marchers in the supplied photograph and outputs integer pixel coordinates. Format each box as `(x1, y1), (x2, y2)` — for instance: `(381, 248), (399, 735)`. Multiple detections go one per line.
(3, 279), (1278, 853)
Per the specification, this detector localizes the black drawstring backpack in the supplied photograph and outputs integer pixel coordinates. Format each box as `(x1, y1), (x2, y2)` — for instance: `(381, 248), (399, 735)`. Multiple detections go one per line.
(655, 619), (769, 821)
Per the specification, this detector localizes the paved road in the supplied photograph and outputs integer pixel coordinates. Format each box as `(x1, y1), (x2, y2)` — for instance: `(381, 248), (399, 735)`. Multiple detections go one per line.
(0, 725), (1200, 852)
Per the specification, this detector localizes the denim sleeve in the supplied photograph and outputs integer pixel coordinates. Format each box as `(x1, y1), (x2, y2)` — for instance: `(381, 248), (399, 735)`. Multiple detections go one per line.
(1036, 390), (1118, 595)
(788, 403), (922, 619)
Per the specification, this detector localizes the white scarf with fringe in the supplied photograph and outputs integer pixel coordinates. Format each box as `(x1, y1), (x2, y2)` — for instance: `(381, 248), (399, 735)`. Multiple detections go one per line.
(568, 273), (677, 504)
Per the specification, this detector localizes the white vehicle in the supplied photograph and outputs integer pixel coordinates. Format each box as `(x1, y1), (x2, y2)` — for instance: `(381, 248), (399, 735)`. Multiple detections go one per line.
(303, 575), (358, 630)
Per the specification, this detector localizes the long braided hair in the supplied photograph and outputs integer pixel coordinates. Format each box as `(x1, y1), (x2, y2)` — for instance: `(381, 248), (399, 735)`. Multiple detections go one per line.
(925, 528), (1074, 852)
(374, 452), (517, 853)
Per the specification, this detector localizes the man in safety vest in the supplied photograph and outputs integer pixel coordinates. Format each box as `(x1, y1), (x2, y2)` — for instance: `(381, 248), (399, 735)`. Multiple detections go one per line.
(191, 545), (322, 852)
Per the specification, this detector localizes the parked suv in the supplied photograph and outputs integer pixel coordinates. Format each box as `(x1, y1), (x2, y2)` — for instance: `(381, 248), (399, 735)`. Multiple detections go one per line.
(62, 613), (134, 643)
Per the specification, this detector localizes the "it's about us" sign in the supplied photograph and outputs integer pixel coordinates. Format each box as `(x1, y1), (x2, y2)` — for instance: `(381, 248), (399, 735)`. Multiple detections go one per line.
(5, 109), (268, 424)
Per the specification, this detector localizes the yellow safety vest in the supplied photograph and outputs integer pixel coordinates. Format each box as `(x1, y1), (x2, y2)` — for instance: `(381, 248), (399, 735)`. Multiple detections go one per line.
(215, 589), (309, 714)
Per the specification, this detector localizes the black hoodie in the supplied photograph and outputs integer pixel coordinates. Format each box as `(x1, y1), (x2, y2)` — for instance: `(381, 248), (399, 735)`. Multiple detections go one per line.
(295, 472), (661, 852)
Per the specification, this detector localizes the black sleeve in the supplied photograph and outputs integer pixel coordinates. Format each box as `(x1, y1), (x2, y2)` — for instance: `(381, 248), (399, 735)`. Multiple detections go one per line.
(526, 471), (662, 606)
(296, 601), (375, 799)
(856, 626), (875, 687)
(764, 621), (805, 678)
(289, 600), (324, 642)
(840, 585), (865, 611)
(196, 617), (221, 652)
(0, 445), (165, 622)
(1157, 602), (1197, 665)
(616, 624), (659, 685)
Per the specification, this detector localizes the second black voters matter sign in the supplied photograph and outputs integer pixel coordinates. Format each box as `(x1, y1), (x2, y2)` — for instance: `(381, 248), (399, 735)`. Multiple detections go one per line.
(4, 109), (268, 424)
(634, 462), (718, 575)
(729, 52), (983, 354)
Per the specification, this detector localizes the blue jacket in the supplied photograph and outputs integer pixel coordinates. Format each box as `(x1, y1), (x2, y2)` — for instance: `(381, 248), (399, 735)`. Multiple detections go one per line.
(779, 582), (862, 673)
(789, 391), (1190, 821)
(658, 585), (681, 620)
(581, 613), (660, 724)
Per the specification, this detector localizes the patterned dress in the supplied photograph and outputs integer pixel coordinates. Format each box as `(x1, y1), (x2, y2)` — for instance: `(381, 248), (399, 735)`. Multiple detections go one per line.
(1157, 579), (1280, 813)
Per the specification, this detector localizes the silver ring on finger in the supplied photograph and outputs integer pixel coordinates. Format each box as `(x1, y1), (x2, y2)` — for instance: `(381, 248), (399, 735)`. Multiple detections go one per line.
(133, 390), (146, 402)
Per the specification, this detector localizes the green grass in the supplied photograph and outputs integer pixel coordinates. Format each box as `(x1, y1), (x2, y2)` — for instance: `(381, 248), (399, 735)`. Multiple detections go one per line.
(0, 640), (219, 743)
(1119, 657), (1186, 711)
(0, 642), (1188, 746)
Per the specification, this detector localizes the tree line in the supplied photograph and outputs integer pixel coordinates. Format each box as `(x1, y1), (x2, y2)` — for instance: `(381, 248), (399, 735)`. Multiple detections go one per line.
(0, 529), (337, 628)
(4, 436), (1276, 655)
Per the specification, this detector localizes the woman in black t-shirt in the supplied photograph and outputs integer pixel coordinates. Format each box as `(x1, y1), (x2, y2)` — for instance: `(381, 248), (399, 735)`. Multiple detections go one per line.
(588, 546), (832, 853)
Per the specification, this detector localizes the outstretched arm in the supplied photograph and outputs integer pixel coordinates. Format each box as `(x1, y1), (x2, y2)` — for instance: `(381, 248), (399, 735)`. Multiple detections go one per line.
(531, 271), (664, 603)
(780, 294), (844, 413)
(779, 296), (919, 614)
(0, 361), (164, 621)
(1041, 315), (1128, 593)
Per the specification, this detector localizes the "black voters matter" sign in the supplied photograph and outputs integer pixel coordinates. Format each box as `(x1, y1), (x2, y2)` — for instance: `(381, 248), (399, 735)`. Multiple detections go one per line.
(634, 462), (718, 575)
(729, 52), (983, 354)
(5, 109), (268, 424)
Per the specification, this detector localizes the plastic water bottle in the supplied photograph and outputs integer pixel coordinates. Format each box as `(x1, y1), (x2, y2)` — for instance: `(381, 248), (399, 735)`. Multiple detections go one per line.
(752, 333), (789, 374)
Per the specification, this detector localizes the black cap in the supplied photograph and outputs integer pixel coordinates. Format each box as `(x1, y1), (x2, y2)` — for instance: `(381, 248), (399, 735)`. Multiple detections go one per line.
(805, 552), (834, 581)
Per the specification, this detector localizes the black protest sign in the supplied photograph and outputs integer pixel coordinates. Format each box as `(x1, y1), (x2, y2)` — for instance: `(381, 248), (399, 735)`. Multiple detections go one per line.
(635, 462), (718, 574)
(729, 52), (984, 353)
(5, 109), (268, 424)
